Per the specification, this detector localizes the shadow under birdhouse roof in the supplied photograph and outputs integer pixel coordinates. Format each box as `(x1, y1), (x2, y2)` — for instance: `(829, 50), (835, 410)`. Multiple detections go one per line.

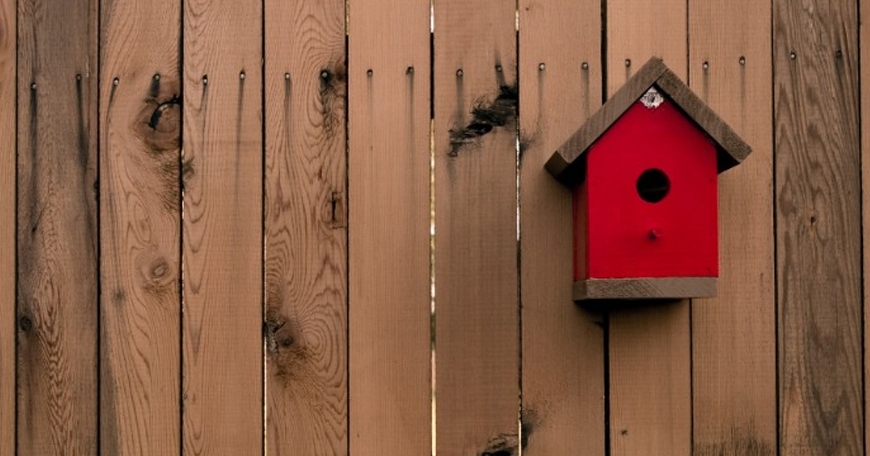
(545, 57), (752, 187)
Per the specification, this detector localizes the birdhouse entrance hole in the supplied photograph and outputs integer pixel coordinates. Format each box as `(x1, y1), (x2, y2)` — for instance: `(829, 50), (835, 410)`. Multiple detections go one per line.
(636, 168), (670, 203)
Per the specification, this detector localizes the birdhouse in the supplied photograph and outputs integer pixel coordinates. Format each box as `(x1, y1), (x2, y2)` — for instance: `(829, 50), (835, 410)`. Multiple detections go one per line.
(546, 57), (751, 302)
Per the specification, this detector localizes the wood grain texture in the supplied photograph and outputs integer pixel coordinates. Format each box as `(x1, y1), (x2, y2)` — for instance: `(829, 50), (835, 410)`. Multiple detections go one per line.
(864, 0), (870, 452)
(606, 1), (691, 454)
(575, 278), (716, 301)
(689, 1), (776, 454)
(264, 0), (347, 453)
(100, 0), (181, 453)
(774, 0), (863, 454)
(17, 0), (99, 453)
(182, 0), (263, 453)
(433, 0), (519, 453)
(347, 1), (431, 454)
(0, 0), (13, 452)
(517, 0), (605, 453)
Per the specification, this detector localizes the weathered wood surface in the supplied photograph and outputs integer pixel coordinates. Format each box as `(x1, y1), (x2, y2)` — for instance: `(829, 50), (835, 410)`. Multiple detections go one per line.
(0, 0), (14, 452)
(99, 0), (181, 453)
(181, 0), (263, 453)
(347, 0), (431, 454)
(774, 0), (863, 454)
(575, 278), (716, 301)
(17, 0), (99, 453)
(433, 0), (519, 454)
(864, 0), (870, 452)
(264, 0), (347, 453)
(689, 0), (776, 454)
(518, 0), (605, 452)
(605, 1), (691, 454)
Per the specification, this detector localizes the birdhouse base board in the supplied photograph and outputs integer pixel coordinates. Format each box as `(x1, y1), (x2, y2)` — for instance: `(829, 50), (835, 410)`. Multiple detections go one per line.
(573, 277), (717, 301)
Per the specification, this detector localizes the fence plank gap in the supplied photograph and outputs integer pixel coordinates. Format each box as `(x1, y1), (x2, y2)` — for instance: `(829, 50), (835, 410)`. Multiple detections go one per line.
(264, 0), (348, 453)
(99, 0), (182, 453)
(0, 0), (14, 452)
(689, 1), (777, 454)
(774, 0), (863, 453)
(16, 0), (99, 453)
(181, 0), (263, 453)
(605, 1), (692, 455)
(347, 0), (432, 453)
(518, 0), (606, 453)
(433, 0), (520, 453)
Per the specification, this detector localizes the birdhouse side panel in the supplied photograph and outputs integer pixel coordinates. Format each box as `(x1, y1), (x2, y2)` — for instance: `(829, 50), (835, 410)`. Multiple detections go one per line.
(584, 100), (718, 279)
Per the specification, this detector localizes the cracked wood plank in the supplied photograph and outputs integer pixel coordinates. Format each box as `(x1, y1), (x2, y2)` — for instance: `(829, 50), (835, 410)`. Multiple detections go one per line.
(433, 0), (519, 453)
(99, 0), (182, 452)
(264, 0), (347, 453)
(17, 0), (99, 452)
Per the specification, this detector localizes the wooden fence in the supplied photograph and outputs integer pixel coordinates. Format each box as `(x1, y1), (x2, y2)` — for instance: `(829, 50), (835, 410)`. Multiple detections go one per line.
(0, 0), (867, 454)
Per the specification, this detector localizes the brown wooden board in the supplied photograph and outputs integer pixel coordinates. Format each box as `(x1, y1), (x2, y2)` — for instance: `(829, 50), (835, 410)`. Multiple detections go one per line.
(517, 0), (605, 452)
(433, 0), (519, 453)
(16, 0), (99, 453)
(575, 278), (716, 301)
(0, 0), (13, 452)
(864, 0), (870, 452)
(774, 0), (863, 453)
(689, 0), (776, 454)
(99, 0), (181, 453)
(347, 0), (431, 453)
(264, 0), (347, 453)
(182, 0), (263, 453)
(605, 1), (691, 454)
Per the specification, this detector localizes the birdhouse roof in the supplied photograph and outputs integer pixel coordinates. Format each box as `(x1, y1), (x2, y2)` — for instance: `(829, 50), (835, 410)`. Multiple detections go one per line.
(546, 57), (751, 186)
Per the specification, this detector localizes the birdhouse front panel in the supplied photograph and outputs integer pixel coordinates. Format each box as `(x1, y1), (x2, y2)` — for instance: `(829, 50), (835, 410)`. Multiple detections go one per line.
(582, 98), (719, 280)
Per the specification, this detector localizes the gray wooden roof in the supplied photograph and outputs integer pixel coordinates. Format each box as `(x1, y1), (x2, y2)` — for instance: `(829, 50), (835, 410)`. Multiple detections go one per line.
(546, 57), (752, 187)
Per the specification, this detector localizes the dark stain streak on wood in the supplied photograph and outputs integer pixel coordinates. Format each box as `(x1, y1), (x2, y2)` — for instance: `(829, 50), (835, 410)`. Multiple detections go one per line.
(27, 83), (40, 236)
(449, 84), (518, 156)
(148, 96), (181, 131)
(75, 75), (89, 169)
(319, 61), (346, 139)
(264, 309), (310, 387)
(127, 76), (182, 212)
(477, 408), (537, 456)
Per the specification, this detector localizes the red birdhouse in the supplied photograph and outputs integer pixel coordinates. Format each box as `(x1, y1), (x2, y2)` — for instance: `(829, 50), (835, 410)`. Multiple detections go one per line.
(546, 57), (751, 301)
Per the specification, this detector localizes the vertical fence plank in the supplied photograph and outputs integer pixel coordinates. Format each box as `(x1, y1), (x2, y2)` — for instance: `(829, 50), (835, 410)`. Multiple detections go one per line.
(517, 0), (605, 453)
(774, 0), (863, 454)
(347, 0), (431, 454)
(264, 0), (347, 453)
(432, 0), (519, 454)
(99, 0), (181, 453)
(606, 1), (691, 455)
(0, 0), (14, 452)
(689, 1), (776, 454)
(16, 0), (99, 453)
(182, 0), (263, 453)
(865, 0), (870, 452)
